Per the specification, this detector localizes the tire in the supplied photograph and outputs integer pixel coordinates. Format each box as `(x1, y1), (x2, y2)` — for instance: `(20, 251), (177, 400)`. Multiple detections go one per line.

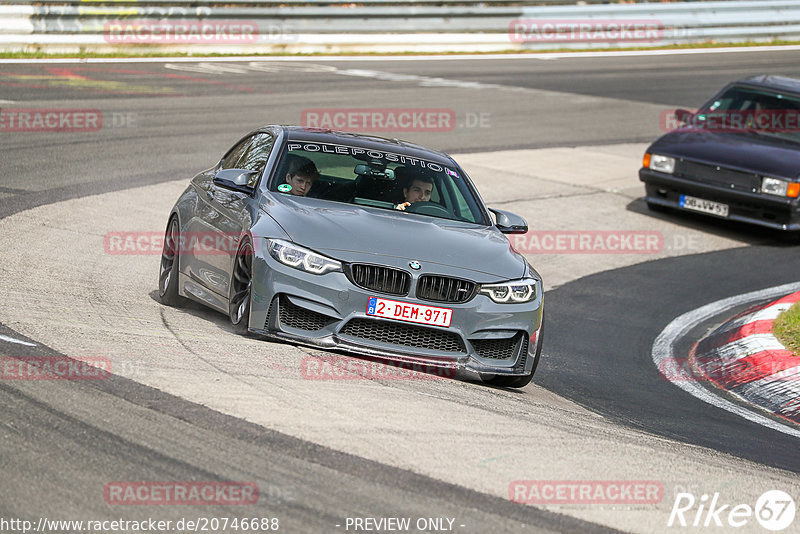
(646, 200), (669, 213)
(485, 319), (544, 389)
(229, 238), (254, 335)
(777, 230), (800, 245)
(158, 216), (187, 307)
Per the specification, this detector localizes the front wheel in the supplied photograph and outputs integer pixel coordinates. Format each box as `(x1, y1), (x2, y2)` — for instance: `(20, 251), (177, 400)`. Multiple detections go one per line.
(646, 200), (669, 213)
(229, 238), (253, 335)
(158, 216), (187, 307)
(485, 320), (544, 389)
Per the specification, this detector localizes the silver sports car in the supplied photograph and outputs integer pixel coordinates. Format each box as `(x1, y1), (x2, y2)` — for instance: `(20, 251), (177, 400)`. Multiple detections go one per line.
(158, 126), (544, 387)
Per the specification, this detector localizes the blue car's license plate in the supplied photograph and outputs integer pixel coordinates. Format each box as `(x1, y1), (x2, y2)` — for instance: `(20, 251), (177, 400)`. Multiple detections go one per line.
(679, 195), (729, 217)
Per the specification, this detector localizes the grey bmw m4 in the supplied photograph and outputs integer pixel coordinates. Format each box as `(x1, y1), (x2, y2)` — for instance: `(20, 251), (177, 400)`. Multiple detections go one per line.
(158, 126), (544, 387)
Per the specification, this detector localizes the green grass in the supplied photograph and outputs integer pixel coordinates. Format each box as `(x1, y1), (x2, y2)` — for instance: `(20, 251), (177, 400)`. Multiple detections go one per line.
(774, 301), (800, 355)
(2, 39), (800, 59)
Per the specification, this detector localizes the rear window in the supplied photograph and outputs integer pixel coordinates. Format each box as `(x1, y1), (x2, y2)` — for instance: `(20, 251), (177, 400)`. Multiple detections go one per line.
(270, 141), (486, 224)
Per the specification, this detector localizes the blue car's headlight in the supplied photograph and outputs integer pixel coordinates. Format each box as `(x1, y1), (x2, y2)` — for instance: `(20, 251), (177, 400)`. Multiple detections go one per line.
(479, 278), (538, 304)
(646, 153), (675, 174)
(267, 239), (342, 275)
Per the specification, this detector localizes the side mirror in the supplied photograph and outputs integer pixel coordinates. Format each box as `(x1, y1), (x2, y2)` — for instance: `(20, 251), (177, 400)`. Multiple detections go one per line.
(674, 108), (694, 124)
(488, 208), (528, 234)
(213, 169), (258, 193)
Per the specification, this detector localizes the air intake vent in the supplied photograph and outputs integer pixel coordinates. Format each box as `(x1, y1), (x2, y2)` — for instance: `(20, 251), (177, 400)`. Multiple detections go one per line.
(278, 295), (335, 331)
(340, 318), (465, 353)
(417, 275), (476, 303)
(348, 264), (410, 296)
(472, 334), (521, 360)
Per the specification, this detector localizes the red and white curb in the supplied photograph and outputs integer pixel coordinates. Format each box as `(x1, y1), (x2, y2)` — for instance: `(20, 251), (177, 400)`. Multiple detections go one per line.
(652, 282), (800, 438)
(690, 291), (800, 425)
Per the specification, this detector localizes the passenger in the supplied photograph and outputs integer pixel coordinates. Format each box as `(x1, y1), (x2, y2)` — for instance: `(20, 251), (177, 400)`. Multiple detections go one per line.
(284, 157), (320, 196)
(394, 169), (434, 211)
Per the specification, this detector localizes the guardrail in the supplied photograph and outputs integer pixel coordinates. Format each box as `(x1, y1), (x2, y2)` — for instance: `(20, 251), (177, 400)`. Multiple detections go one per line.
(8, 0), (751, 5)
(1, 0), (799, 54)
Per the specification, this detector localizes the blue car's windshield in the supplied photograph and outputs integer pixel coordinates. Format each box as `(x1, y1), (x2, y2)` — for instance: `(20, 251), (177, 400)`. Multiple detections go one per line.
(694, 85), (800, 143)
(270, 141), (487, 224)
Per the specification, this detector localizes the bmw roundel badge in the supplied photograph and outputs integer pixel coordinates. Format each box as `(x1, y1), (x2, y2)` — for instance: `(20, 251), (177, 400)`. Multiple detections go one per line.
(409, 261), (421, 270)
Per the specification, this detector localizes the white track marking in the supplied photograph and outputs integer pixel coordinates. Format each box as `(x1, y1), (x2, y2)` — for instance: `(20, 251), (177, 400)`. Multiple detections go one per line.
(708, 334), (789, 362)
(723, 302), (797, 331)
(652, 282), (800, 438)
(0, 334), (37, 346)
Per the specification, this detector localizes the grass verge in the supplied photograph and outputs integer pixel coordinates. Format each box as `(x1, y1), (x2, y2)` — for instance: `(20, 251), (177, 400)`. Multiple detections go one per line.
(774, 301), (800, 355)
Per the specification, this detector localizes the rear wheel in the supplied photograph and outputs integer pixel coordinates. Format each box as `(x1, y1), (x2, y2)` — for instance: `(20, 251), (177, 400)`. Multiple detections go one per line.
(158, 216), (187, 307)
(229, 238), (253, 335)
(485, 319), (544, 389)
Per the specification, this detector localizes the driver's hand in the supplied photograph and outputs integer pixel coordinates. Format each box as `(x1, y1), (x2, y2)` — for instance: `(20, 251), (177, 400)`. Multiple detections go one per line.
(395, 202), (411, 211)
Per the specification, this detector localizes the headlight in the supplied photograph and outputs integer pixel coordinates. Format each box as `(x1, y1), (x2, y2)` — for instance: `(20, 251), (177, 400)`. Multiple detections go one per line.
(479, 278), (538, 304)
(267, 239), (342, 275)
(761, 177), (800, 198)
(647, 154), (675, 174)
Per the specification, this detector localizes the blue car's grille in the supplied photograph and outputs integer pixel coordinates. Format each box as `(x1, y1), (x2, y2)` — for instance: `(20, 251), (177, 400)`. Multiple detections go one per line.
(340, 318), (465, 353)
(348, 264), (410, 296)
(416, 275), (476, 303)
(676, 160), (757, 191)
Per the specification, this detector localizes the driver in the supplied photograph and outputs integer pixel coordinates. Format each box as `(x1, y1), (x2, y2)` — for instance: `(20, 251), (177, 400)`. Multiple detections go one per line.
(285, 156), (320, 196)
(394, 170), (434, 211)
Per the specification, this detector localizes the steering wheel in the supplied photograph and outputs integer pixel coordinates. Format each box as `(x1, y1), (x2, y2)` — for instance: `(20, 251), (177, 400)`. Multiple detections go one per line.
(405, 201), (451, 218)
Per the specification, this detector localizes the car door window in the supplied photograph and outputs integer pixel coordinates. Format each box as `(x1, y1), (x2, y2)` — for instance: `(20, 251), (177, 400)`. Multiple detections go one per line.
(219, 136), (253, 170)
(237, 133), (274, 176)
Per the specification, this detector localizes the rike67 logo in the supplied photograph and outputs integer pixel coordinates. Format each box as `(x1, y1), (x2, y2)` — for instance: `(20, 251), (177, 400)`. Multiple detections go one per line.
(668, 490), (796, 531)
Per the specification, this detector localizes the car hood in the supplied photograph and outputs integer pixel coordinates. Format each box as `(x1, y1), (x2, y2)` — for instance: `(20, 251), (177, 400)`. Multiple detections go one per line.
(649, 129), (800, 178)
(260, 195), (526, 281)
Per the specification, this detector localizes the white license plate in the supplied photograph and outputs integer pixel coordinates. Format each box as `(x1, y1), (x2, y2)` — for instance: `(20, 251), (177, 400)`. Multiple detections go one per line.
(366, 297), (452, 327)
(679, 195), (729, 217)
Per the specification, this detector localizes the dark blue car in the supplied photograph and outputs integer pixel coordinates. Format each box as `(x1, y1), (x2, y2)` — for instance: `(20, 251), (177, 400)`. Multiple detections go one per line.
(640, 75), (800, 233)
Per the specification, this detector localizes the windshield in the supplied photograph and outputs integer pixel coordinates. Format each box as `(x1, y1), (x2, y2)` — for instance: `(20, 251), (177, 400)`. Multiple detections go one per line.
(693, 85), (800, 142)
(270, 141), (487, 224)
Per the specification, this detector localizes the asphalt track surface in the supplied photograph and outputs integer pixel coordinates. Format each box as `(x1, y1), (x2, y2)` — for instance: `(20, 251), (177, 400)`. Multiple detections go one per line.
(543, 246), (800, 472)
(2, 50), (800, 532)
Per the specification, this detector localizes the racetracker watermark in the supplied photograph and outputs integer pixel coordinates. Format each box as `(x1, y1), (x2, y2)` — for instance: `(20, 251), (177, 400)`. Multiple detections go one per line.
(104, 231), (249, 255)
(0, 109), (102, 132)
(104, 482), (259, 505)
(301, 108), (461, 132)
(0, 109), (136, 132)
(661, 109), (800, 133)
(510, 231), (663, 254)
(509, 19), (663, 44)
(660, 356), (800, 383)
(301, 355), (456, 381)
(1, 356), (111, 380)
(104, 20), (259, 44)
(509, 480), (664, 505)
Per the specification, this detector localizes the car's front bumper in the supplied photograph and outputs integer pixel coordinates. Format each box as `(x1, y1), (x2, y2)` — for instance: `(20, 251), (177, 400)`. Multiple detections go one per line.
(247, 251), (543, 378)
(640, 168), (800, 231)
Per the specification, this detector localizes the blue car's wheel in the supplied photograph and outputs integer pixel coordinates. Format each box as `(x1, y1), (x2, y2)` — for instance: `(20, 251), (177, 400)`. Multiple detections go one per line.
(229, 238), (253, 335)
